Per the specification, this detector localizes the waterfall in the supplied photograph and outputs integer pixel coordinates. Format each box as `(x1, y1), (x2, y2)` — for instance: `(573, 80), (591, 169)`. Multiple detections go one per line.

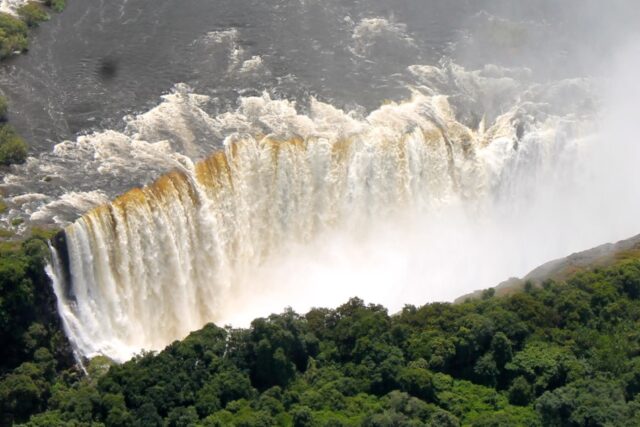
(47, 92), (590, 362)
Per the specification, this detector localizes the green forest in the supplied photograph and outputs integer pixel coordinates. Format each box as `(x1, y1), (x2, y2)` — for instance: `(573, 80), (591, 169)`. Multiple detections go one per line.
(1, 233), (640, 426)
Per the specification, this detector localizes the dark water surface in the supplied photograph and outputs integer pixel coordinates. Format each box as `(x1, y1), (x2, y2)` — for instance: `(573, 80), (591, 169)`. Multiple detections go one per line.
(0, 0), (452, 148)
(1, 0), (633, 151)
(0, 0), (637, 227)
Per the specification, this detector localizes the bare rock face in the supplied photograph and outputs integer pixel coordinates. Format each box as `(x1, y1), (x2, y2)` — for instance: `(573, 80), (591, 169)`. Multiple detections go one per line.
(455, 233), (640, 303)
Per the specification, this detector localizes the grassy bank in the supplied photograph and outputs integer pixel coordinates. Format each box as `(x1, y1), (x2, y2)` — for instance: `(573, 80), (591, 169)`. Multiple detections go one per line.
(0, 1), (66, 59)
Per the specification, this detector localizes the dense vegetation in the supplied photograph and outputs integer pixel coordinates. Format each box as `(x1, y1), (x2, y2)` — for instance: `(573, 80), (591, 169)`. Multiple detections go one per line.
(0, 95), (27, 166)
(16, 2), (50, 28)
(0, 229), (74, 426)
(45, 0), (66, 14)
(2, 244), (640, 426)
(15, 0), (66, 28)
(0, 119), (28, 166)
(0, 0), (64, 58)
(0, 0), (68, 57)
(0, 229), (72, 372)
(0, 12), (28, 59)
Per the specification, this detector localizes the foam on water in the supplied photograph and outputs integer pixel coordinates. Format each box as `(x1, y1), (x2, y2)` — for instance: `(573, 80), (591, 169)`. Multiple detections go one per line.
(0, 45), (633, 362)
(0, 0), (27, 15)
(41, 58), (637, 362)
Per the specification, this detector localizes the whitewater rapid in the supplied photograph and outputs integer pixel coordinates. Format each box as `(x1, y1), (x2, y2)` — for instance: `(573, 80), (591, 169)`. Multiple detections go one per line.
(46, 68), (605, 362)
(0, 24), (619, 361)
(50, 93), (472, 359)
(0, 0), (27, 15)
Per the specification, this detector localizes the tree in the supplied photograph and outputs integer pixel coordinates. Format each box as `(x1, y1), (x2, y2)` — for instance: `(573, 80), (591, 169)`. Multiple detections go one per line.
(536, 377), (631, 427)
(428, 410), (460, 427)
(291, 406), (314, 427)
(490, 332), (513, 369)
(398, 363), (435, 401)
(508, 376), (532, 406)
(133, 402), (163, 427)
(165, 406), (198, 427)
(505, 342), (574, 395)
(474, 353), (499, 387)
(0, 369), (44, 424)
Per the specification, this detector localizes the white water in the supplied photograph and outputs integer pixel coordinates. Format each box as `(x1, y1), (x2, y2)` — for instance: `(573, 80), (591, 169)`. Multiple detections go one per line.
(0, 0), (27, 15)
(43, 57), (640, 362)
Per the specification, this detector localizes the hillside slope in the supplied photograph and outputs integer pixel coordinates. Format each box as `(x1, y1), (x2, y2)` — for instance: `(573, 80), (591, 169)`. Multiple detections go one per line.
(456, 234), (640, 303)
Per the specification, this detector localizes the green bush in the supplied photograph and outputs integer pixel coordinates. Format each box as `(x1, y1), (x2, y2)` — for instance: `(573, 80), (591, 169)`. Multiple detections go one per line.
(0, 98), (29, 166)
(17, 2), (50, 28)
(44, 0), (66, 13)
(0, 96), (8, 122)
(0, 124), (27, 165)
(508, 376), (533, 406)
(0, 0), (65, 61)
(0, 12), (28, 58)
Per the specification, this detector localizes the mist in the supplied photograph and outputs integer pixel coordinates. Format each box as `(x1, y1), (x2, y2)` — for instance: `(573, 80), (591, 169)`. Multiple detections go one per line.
(37, 1), (640, 361)
(219, 6), (640, 326)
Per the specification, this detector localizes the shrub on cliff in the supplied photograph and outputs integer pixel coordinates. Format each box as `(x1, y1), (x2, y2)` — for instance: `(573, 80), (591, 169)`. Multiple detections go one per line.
(0, 97), (30, 166)
(0, 96), (8, 121)
(0, 12), (28, 58)
(17, 2), (50, 28)
(0, 124), (27, 165)
(44, 0), (66, 13)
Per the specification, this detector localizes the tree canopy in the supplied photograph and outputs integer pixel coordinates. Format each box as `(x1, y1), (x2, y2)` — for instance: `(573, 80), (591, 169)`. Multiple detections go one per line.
(2, 244), (640, 426)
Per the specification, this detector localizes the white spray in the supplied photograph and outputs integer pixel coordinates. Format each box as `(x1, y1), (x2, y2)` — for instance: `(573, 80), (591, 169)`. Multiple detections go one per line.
(46, 58), (640, 362)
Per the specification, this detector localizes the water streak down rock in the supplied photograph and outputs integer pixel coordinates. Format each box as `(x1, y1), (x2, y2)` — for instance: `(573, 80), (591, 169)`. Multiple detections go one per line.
(48, 93), (572, 361)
